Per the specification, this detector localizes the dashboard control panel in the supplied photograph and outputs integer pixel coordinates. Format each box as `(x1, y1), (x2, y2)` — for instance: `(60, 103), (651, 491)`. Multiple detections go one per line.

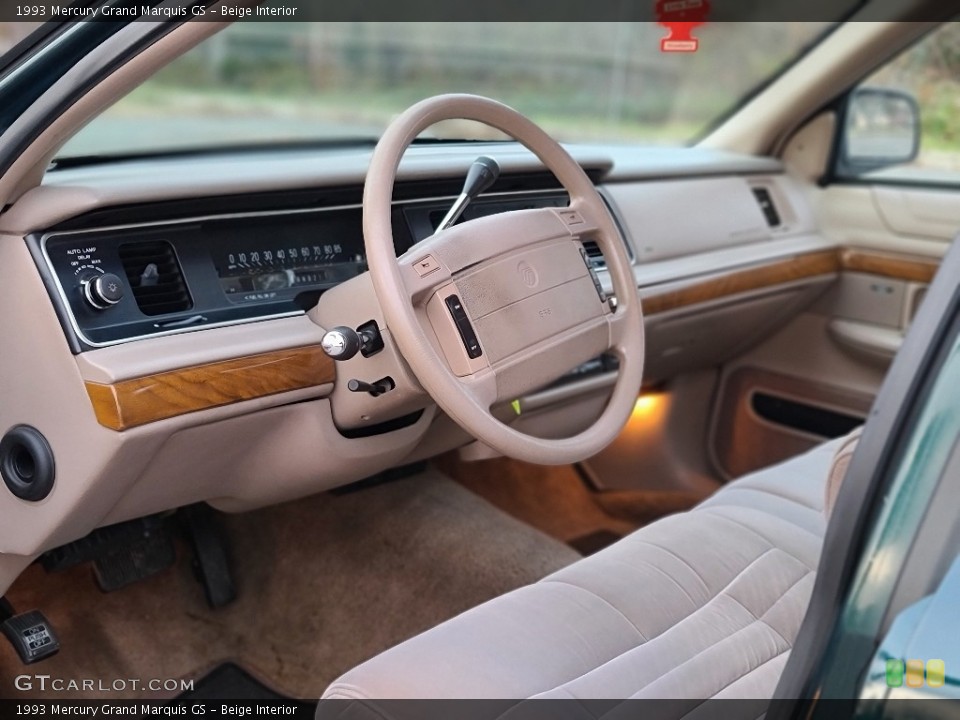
(30, 189), (572, 352)
(35, 209), (371, 348)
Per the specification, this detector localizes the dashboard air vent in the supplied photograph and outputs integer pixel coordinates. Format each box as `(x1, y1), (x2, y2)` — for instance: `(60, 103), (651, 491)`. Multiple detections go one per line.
(751, 187), (782, 228)
(118, 241), (192, 316)
(581, 240), (606, 269)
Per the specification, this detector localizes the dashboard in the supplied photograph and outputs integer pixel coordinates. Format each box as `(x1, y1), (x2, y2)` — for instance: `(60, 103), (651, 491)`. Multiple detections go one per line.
(0, 142), (842, 576)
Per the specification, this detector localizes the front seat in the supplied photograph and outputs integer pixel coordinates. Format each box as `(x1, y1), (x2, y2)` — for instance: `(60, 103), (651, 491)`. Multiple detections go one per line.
(321, 432), (858, 702)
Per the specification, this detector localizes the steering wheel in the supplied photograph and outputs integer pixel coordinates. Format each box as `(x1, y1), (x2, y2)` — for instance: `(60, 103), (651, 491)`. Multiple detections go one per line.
(363, 94), (644, 465)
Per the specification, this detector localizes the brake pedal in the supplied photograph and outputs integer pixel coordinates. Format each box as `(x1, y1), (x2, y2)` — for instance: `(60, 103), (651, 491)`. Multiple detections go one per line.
(92, 518), (176, 592)
(92, 519), (176, 592)
(1, 609), (60, 664)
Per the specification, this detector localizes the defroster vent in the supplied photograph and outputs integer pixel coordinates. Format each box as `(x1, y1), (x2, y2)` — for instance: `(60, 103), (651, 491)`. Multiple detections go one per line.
(118, 241), (192, 316)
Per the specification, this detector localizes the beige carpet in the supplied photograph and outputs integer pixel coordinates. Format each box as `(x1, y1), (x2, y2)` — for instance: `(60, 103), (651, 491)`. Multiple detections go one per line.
(0, 471), (578, 700)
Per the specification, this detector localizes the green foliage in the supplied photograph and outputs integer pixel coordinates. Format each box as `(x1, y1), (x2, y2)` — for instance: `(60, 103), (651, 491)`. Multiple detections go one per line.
(920, 84), (960, 150)
(868, 23), (960, 154)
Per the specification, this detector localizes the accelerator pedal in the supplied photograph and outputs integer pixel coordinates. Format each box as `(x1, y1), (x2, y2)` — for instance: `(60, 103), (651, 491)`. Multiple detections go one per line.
(181, 504), (236, 609)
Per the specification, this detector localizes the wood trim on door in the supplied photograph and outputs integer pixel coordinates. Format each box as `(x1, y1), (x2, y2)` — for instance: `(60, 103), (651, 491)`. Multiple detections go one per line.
(838, 247), (940, 284)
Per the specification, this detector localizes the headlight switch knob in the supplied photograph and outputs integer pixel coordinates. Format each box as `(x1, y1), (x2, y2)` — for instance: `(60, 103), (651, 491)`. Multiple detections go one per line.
(81, 272), (124, 310)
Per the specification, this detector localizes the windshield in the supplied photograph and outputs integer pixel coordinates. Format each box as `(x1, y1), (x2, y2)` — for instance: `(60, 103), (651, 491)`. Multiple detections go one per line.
(53, 22), (832, 159)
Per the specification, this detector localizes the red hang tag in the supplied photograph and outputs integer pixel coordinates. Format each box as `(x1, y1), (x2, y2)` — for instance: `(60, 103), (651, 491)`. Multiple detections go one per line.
(656, 0), (710, 52)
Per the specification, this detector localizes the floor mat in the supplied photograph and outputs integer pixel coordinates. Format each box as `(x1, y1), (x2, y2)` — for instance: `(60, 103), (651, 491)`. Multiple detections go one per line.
(181, 663), (288, 700)
(0, 471), (578, 700)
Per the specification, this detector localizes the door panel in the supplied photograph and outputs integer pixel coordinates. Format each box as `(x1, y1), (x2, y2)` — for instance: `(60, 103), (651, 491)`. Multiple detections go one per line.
(874, 186), (960, 240)
(817, 185), (955, 256)
(712, 365), (873, 481)
(711, 311), (885, 480)
(710, 181), (951, 479)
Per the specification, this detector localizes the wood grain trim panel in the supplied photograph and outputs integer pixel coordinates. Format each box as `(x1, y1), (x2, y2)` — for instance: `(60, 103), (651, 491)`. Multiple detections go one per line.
(643, 250), (840, 316)
(86, 345), (335, 431)
(839, 247), (940, 284)
(642, 247), (941, 317)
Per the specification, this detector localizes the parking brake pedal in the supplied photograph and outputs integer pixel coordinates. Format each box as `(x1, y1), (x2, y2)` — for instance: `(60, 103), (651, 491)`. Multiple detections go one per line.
(1, 607), (60, 664)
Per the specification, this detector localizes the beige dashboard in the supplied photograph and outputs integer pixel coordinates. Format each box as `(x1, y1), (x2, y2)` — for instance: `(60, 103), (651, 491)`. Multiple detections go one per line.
(0, 142), (938, 596)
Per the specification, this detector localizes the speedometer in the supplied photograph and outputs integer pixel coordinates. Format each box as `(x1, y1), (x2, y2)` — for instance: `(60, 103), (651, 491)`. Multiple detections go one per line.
(207, 214), (368, 305)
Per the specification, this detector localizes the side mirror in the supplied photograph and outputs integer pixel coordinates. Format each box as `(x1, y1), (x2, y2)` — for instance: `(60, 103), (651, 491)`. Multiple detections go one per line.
(840, 87), (921, 175)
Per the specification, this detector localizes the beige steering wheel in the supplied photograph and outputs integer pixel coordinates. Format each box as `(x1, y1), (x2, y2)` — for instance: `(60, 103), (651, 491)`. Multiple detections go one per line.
(363, 94), (644, 465)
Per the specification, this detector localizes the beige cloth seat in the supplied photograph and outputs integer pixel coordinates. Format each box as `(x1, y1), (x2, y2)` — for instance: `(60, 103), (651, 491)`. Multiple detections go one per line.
(322, 435), (855, 702)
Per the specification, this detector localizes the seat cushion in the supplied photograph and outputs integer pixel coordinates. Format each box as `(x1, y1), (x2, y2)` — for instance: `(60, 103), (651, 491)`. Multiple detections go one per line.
(321, 436), (847, 702)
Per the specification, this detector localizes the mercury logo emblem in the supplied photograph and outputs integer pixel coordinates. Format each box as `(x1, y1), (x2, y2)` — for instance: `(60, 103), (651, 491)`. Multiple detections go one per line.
(517, 261), (539, 288)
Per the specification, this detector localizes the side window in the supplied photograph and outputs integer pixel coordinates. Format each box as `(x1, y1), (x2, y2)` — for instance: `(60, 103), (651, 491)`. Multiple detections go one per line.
(836, 23), (960, 185)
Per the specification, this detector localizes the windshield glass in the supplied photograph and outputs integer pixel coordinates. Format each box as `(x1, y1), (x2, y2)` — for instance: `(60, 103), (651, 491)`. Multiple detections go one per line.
(54, 22), (832, 158)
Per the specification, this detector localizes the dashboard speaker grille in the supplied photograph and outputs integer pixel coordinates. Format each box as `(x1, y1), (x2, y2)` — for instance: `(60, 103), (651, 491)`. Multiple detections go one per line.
(118, 241), (192, 316)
